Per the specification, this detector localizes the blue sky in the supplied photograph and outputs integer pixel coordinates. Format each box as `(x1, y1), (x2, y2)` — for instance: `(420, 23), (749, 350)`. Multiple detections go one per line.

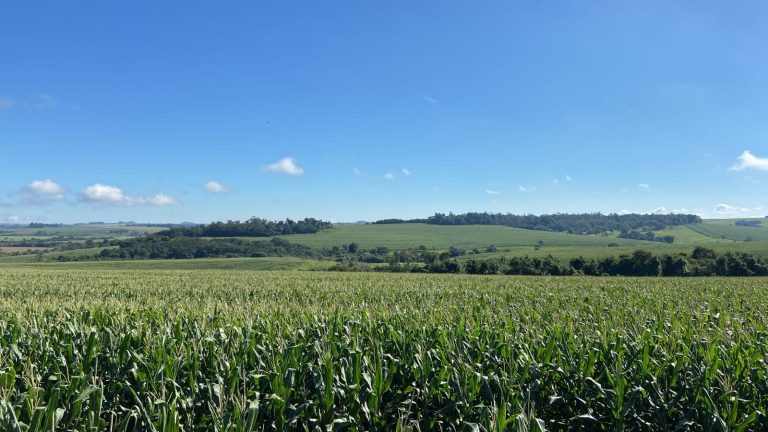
(1, 1), (767, 223)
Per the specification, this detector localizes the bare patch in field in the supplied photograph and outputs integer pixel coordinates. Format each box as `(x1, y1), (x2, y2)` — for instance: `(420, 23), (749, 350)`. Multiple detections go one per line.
(0, 247), (52, 253)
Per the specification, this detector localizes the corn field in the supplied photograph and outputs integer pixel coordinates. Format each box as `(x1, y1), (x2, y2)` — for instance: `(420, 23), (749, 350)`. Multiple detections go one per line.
(0, 269), (767, 431)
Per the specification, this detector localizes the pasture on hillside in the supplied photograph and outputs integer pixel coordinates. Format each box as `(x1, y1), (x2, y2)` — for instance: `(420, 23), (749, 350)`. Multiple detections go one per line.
(4, 219), (768, 265)
(274, 223), (646, 250)
(271, 221), (768, 262)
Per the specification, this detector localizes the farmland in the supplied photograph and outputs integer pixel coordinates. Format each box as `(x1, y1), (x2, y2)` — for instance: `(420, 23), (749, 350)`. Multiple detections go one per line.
(274, 223), (649, 250)
(4, 219), (768, 270)
(1, 269), (767, 430)
(272, 220), (768, 262)
(0, 256), (333, 271)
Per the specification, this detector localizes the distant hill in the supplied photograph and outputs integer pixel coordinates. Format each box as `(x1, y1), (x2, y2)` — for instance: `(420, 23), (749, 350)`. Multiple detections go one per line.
(374, 212), (701, 234)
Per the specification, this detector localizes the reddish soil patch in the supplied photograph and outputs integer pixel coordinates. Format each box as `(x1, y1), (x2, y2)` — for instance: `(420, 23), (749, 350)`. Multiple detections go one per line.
(0, 247), (52, 253)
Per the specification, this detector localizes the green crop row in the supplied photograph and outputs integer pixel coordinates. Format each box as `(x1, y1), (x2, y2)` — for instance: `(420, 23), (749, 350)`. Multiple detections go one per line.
(0, 269), (767, 430)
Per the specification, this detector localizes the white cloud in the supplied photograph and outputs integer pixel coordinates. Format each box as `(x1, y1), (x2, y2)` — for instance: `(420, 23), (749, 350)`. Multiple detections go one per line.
(552, 178), (560, 185)
(264, 157), (304, 176)
(618, 208), (701, 216)
(384, 172), (395, 181)
(23, 179), (66, 201)
(485, 189), (500, 195)
(638, 183), (650, 189)
(204, 181), (229, 193)
(82, 184), (126, 203)
(715, 203), (751, 216)
(144, 193), (178, 205)
(353, 168), (365, 176)
(0, 97), (13, 111)
(565, 175), (573, 182)
(81, 184), (178, 206)
(402, 168), (411, 176)
(731, 150), (768, 172)
(518, 186), (529, 192)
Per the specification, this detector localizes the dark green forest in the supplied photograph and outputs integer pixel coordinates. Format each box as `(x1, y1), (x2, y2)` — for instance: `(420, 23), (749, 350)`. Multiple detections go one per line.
(410, 247), (768, 277)
(156, 217), (333, 237)
(97, 237), (319, 260)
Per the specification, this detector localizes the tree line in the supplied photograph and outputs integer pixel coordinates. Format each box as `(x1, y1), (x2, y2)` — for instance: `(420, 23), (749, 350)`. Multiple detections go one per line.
(155, 217), (333, 238)
(92, 237), (320, 260)
(735, 220), (762, 227)
(617, 230), (675, 244)
(333, 246), (768, 277)
(374, 212), (701, 235)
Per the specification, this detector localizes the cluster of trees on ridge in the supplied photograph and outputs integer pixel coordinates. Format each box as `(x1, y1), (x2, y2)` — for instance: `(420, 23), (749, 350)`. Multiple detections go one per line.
(735, 220), (763, 227)
(329, 246), (768, 277)
(617, 230), (675, 244)
(375, 212), (701, 235)
(95, 237), (320, 260)
(52, 231), (768, 277)
(155, 217), (333, 238)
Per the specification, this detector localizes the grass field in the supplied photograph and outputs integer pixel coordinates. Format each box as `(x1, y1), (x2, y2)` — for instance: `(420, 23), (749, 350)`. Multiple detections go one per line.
(275, 223), (650, 250)
(0, 246), (110, 263)
(270, 221), (768, 261)
(642, 224), (733, 244)
(685, 218), (768, 242)
(0, 269), (767, 430)
(463, 239), (768, 263)
(276, 221), (766, 249)
(0, 246), (52, 253)
(5, 220), (768, 266)
(0, 256), (333, 271)
(0, 224), (168, 238)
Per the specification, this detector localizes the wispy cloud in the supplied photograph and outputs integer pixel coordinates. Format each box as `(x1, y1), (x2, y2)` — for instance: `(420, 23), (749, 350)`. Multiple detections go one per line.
(2, 215), (21, 223)
(34, 93), (56, 109)
(0, 96), (13, 111)
(204, 181), (229, 193)
(353, 168), (365, 177)
(422, 94), (437, 104)
(264, 157), (304, 176)
(565, 175), (573, 182)
(552, 178), (560, 185)
(81, 184), (178, 206)
(485, 189), (500, 195)
(402, 168), (411, 176)
(518, 186), (531, 193)
(384, 172), (395, 181)
(638, 183), (650, 189)
(731, 150), (768, 172)
(0, 93), (56, 111)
